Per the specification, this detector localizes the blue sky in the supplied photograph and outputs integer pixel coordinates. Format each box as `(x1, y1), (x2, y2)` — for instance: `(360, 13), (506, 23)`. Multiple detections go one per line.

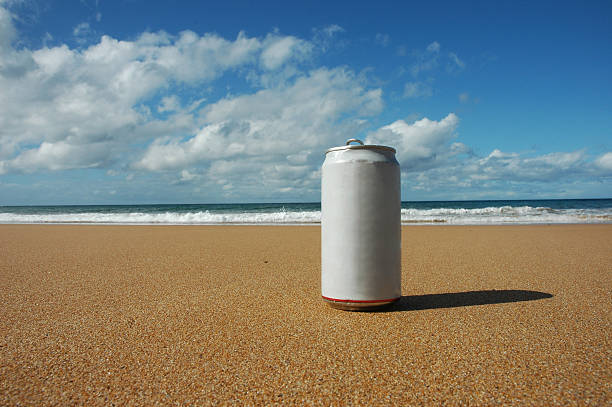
(0, 0), (611, 204)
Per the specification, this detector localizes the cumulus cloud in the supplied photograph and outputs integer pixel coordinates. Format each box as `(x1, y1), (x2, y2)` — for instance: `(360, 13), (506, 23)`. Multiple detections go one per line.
(179, 169), (197, 182)
(158, 95), (181, 113)
(400, 146), (599, 199)
(10, 141), (113, 172)
(0, 3), (609, 201)
(136, 67), (383, 197)
(595, 152), (612, 172)
(367, 113), (462, 170)
(0, 5), (16, 49)
(0, 5), (324, 177)
(365, 113), (610, 198)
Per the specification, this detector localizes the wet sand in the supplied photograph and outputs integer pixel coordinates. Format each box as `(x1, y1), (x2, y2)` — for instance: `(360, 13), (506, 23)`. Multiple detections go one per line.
(0, 224), (610, 405)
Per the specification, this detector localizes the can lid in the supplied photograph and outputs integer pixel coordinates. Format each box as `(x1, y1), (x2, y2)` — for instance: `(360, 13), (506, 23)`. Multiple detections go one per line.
(326, 138), (396, 154)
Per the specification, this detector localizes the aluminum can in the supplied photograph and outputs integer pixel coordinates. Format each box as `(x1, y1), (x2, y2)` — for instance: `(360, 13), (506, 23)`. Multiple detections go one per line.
(321, 138), (401, 310)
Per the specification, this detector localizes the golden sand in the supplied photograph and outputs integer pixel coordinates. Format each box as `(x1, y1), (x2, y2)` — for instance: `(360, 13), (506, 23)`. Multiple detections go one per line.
(0, 224), (610, 405)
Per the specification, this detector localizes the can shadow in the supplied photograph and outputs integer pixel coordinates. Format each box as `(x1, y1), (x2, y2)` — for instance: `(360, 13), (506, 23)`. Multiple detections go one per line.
(381, 289), (553, 312)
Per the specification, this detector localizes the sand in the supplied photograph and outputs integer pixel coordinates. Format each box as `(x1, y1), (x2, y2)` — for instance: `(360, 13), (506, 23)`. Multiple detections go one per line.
(0, 224), (610, 405)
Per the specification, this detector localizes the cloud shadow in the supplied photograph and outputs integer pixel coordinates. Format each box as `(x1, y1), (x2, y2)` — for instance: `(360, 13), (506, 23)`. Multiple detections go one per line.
(383, 289), (553, 312)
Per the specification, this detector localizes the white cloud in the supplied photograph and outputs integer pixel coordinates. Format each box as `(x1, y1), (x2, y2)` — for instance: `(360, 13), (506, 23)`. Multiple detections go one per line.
(486, 149), (517, 160)
(0, 7), (321, 176)
(410, 42), (466, 78)
(260, 35), (311, 70)
(286, 150), (311, 165)
(475, 149), (588, 181)
(135, 67), (382, 198)
(426, 41), (440, 53)
(410, 42), (440, 77)
(375, 33), (390, 47)
(158, 95), (180, 113)
(312, 24), (344, 52)
(179, 169), (197, 182)
(448, 52), (465, 71)
(321, 24), (344, 37)
(366, 113), (461, 170)
(366, 114), (606, 198)
(73, 22), (91, 37)
(10, 141), (112, 172)
(401, 147), (596, 198)
(404, 81), (433, 98)
(0, 3), (609, 202)
(595, 152), (612, 171)
(72, 22), (95, 45)
(0, 5), (16, 50)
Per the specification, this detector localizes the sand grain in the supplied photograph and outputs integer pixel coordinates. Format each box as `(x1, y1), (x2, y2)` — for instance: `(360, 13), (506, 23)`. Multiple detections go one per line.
(0, 225), (610, 405)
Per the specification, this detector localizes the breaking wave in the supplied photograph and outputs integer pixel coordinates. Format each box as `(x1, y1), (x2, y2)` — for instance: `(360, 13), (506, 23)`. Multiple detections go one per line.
(0, 210), (321, 225)
(399, 205), (612, 224)
(0, 203), (610, 225)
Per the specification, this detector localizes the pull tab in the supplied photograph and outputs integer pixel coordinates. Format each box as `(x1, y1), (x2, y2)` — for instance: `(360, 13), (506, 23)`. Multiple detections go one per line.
(346, 138), (364, 146)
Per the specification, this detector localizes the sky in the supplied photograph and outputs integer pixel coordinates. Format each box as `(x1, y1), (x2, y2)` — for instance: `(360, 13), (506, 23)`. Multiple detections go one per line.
(0, 0), (611, 205)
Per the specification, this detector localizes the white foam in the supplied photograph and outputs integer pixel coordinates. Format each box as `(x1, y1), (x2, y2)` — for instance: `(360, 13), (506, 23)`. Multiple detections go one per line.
(400, 206), (612, 224)
(0, 206), (610, 225)
(0, 210), (322, 225)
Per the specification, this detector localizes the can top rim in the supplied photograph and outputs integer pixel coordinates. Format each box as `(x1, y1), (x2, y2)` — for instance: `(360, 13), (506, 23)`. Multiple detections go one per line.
(325, 144), (396, 154)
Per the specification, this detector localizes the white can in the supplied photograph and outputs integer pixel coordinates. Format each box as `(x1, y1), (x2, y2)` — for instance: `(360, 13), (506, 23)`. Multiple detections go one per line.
(321, 138), (401, 311)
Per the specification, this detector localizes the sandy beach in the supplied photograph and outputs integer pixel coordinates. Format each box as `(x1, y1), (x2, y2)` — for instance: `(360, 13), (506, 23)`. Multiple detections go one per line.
(0, 224), (610, 405)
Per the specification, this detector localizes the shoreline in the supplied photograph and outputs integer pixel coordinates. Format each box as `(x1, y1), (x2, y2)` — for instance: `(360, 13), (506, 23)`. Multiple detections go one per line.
(1, 199), (610, 226)
(1, 224), (610, 405)
(0, 221), (610, 226)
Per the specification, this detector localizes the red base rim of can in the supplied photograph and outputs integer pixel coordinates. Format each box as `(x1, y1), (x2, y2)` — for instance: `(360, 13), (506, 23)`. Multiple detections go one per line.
(321, 295), (400, 304)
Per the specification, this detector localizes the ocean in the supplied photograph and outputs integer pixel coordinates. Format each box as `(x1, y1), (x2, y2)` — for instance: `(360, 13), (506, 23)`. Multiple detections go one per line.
(0, 199), (610, 225)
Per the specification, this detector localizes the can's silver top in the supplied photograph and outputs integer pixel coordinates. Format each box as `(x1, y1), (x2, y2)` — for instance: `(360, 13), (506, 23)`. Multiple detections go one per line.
(326, 138), (396, 154)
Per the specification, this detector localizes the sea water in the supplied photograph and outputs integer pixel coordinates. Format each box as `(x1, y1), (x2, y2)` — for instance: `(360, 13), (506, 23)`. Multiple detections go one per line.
(0, 199), (610, 225)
